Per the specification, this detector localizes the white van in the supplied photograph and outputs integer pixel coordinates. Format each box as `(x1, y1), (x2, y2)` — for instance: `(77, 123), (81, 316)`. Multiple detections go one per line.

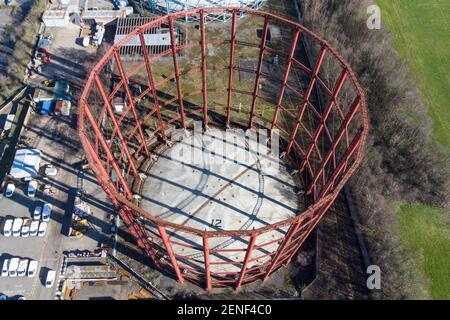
(1, 259), (10, 277)
(27, 180), (38, 197)
(27, 260), (38, 277)
(17, 259), (29, 277)
(29, 220), (39, 236)
(45, 270), (56, 288)
(42, 203), (52, 221)
(5, 183), (15, 198)
(21, 218), (31, 237)
(33, 205), (42, 220)
(8, 257), (20, 277)
(3, 219), (13, 237)
(38, 221), (47, 237)
(12, 218), (23, 237)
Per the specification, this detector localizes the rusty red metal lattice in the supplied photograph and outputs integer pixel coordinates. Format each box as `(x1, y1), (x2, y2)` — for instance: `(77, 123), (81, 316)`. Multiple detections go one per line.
(78, 8), (369, 291)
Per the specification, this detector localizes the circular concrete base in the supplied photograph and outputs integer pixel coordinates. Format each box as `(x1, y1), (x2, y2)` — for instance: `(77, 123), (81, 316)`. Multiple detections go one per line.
(139, 128), (299, 273)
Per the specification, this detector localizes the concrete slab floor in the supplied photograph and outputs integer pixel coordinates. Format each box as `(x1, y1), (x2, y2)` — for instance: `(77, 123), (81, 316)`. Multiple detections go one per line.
(139, 128), (300, 273)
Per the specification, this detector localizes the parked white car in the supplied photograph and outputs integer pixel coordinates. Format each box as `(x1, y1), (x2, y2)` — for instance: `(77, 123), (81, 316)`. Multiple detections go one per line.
(5, 183), (15, 198)
(27, 260), (38, 278)
(27, 180), (38, 197)
(17, 259), (29, 277)
(2, 219), (13, 237)
(1, 259), (10, 277)
(29, 220), (39, 236)
(8, 257), (20, 277)
(33, 206), (42, 220)
(12, 218), (23, 237)
(45, 270), (56, 288)
(38, 221), (47, 237)
(42, 203), (52, 221)
(21, 218), (31, 237)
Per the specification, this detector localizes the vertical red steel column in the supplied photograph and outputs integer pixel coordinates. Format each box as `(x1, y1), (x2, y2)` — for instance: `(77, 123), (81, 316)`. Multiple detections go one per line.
(94, 75), (140, 178)
(169, 17), (187, 130)
(307, 96), (361, 194)
(113, 50), (150, 157)
(83, 105), (132, 197)
(82, 131), (120, 202)
(139, 32), (167, 141)
(270, 28), (301, 132)
(157, 225), (185, 284)
(298, 68), (348, 174)
(202, 234), (212, 290)
(82, 103), (161, 269)
(83, 134), (158, 265)
(262, 216), (304, 281)
(226, 9), (237, 128)
(248, 16), (270, 129)
(283, 199), (335, 265)
(200, 9), (208, 127)
(236, 234), (257, 290)
(319, 128), (363, 197)
(286, 46), (327, 155)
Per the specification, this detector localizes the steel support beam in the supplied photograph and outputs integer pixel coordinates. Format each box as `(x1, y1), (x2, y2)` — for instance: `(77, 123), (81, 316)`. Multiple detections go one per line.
(83, 105), (132, 197)
(307, 96), (361, 194)
(284, 199), (335, 265)
(226, 9), (237, 128)
(298, 68), (348, 174)
(202, 234), (212, 290)
(262, 215), (305, 281)
(113, 50), (150, 157)
(236, 234), (257, 290)
(158, 225), (185, 284)
(139, 32), (167, 141)
(319, 128), (363, 198)
(270, 28), (301, 132)
(248, 16), (270, 129)
(94, 75), (140, 178)
(122, 208), (160, 269)
(82, 131), (120, 202)
(200, 9), (208, 127)
(82, 133), (159, 266)
(286, 46), (327, 155)
(169, 17), (187, 129)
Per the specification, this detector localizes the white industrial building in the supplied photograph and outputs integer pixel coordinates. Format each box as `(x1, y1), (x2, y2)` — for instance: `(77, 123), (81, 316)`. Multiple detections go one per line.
(9, 149), (42, 179)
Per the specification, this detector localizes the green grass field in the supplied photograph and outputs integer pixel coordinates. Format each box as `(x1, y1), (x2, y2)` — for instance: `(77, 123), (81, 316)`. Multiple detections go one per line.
(377, 0), (450, 299)
(377, 0), (450, 151)
(395, 204), (449, 299)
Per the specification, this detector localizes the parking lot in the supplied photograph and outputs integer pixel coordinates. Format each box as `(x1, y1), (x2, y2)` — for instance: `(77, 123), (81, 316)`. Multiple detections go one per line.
(0, 191), (62, 299)
(0, 93), (116, 299)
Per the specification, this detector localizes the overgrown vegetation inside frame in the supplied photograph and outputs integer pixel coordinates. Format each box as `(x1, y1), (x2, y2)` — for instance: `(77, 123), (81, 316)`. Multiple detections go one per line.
(300, 0), (449, 299)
